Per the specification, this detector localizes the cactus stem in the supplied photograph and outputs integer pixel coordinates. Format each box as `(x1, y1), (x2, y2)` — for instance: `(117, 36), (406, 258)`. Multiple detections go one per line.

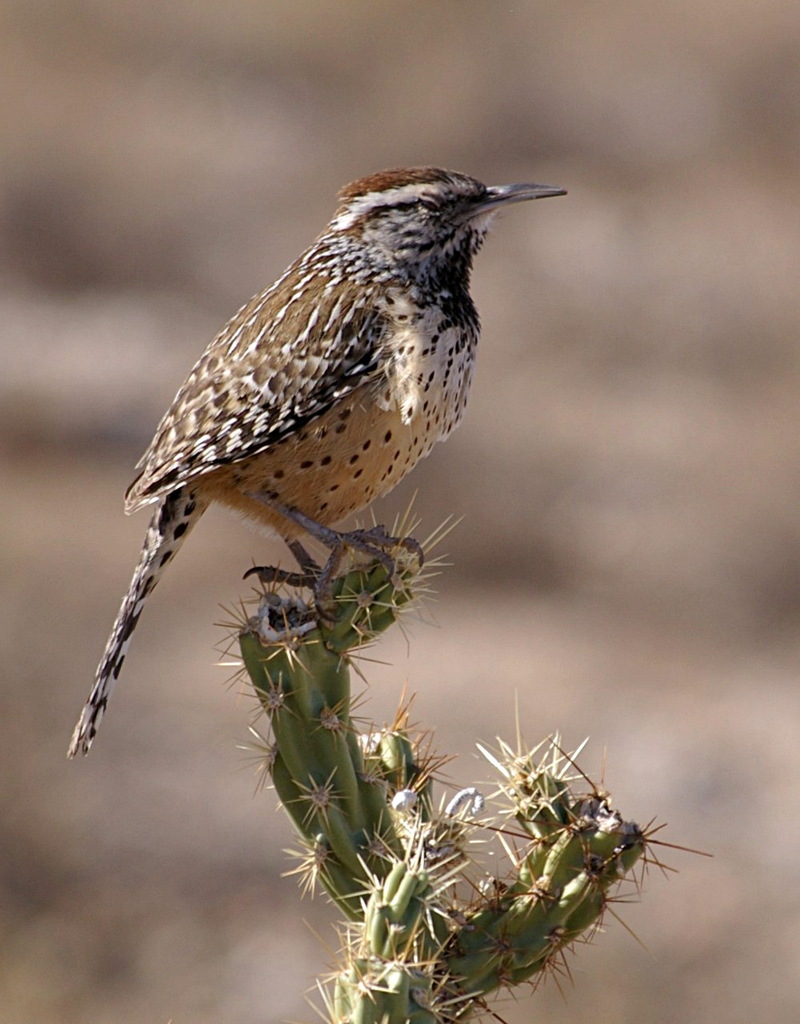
(228, 525), (662, 1023)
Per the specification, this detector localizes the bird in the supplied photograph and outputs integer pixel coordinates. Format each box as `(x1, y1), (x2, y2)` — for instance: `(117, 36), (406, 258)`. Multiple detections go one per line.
(68, 166), (566, 757)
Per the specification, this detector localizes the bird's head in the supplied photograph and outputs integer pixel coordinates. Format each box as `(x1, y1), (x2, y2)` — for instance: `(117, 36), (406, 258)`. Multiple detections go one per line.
(329, 166), (566, 286)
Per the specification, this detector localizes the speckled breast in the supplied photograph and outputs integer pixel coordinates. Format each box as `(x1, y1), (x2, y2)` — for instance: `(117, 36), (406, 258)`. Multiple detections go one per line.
(201, 301), (478, 536)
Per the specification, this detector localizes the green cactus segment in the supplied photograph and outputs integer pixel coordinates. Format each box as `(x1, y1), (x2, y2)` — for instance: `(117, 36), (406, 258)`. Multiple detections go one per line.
(334, 959), (438, 1024)
(319, 561), (416, 654)
(364, 859), (434, 960)
(445, 791), (645, 997)
(239, 552), (421, 916)
(365, 730), (434, 821)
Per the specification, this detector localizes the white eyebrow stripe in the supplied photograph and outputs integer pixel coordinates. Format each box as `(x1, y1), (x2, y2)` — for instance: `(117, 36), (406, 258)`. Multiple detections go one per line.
(330, 182), (442, 231)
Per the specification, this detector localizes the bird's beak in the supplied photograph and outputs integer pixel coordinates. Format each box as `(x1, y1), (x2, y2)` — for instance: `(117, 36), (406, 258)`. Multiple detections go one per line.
(469, 182), (567, 218)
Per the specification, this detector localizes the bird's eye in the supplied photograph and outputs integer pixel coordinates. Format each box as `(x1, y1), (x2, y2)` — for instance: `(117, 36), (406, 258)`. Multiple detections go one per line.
(418, 197), (438, 213)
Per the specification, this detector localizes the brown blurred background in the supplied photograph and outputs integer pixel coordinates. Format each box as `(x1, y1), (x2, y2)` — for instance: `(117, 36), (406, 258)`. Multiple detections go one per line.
(3, 2), (800, 1021)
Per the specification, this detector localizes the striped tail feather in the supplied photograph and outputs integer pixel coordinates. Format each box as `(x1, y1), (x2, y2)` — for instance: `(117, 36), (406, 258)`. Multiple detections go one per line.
(68, 486), (207, 757)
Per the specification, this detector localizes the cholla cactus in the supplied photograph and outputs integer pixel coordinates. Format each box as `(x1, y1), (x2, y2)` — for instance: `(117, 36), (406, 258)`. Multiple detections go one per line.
(235, 537), (653, 1023)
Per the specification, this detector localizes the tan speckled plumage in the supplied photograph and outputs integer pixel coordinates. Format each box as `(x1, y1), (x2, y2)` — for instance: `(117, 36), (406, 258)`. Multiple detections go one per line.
(69, 167), (565, 756)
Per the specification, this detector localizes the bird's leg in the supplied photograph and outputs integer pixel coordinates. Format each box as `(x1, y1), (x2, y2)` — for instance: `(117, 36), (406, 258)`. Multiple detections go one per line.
(260, 496), (424, 574)
(245, 492), (424, 619)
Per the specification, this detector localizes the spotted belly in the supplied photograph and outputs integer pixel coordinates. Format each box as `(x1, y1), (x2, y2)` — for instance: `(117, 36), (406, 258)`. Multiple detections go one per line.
(197, 378), (446, 537)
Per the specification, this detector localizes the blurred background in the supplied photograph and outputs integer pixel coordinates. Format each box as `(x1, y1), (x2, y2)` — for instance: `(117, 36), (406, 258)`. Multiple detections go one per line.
(3, 1), (800, 1021)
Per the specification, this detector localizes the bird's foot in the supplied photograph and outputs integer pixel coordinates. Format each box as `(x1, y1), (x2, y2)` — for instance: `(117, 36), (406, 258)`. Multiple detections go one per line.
(244, 494), (424, 625)
(244, 536), (322, 590)
(243, 563), (319, 590)
(311, 524), (423, 624)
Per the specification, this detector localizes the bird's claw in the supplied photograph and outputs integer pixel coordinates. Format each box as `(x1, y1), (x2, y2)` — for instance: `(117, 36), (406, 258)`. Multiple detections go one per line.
(246, 525), (422, 626)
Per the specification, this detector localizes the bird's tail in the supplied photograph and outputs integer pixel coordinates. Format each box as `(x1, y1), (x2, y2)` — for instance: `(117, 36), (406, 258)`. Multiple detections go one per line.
(68, 486), (208, 757)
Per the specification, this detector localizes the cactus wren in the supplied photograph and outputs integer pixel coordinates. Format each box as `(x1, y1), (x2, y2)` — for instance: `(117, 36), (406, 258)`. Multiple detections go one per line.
(68, 166), (565, 757)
